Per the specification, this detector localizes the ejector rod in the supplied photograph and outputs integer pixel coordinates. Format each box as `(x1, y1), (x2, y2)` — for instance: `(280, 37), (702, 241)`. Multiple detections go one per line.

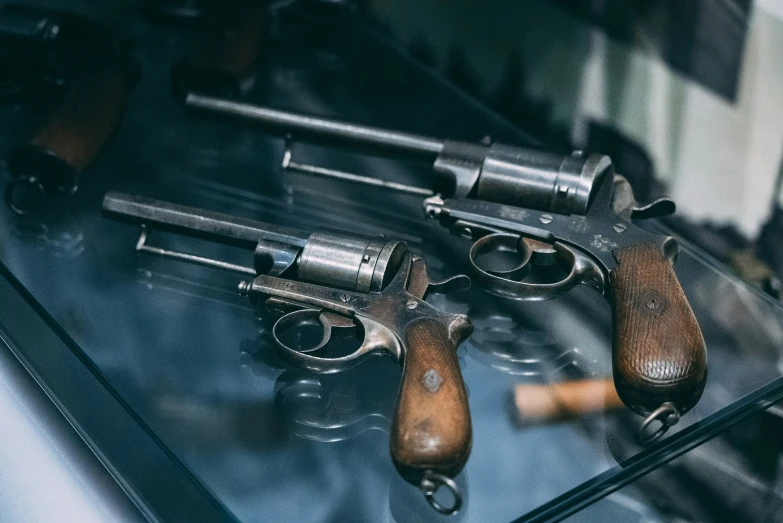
(184, 93), (445, 157)
(102, 192), (309, 249)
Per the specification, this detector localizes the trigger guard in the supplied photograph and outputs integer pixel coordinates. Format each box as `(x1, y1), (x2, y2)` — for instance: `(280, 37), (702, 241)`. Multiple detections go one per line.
(272, 312), (396, 374)
(469, 234), (583, 301)
(272, 309), (333, 358)
(469, 233), (532, 280)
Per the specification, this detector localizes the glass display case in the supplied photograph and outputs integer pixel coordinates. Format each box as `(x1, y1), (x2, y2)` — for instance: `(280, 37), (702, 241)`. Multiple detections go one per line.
(1, 8), (782, 523)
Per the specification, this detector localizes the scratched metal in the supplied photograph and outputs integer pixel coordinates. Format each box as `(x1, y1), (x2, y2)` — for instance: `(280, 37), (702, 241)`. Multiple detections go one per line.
(0, 8), (782, 523)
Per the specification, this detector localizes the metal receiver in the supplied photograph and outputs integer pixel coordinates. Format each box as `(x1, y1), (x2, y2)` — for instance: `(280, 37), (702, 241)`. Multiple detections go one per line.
(102, 192), (473, 515)
(181, 98), (707, 442)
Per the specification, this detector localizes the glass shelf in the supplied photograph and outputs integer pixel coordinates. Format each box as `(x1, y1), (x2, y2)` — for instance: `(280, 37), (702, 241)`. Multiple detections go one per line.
(1, 13), (782, 523)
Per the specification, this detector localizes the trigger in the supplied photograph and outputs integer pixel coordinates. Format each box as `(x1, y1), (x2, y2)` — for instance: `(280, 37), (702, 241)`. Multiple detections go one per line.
(320, 311), (355, 333)
(522, 238), (558, 267)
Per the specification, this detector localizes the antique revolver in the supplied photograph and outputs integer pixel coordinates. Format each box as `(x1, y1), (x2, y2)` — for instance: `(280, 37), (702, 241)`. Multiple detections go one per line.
(0, 5), (138, 214)
(102, 192), (473, 514)
(183, 95), (708, 441)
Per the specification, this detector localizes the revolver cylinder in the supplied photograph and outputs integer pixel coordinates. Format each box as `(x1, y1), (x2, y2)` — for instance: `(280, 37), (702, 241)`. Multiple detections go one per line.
(473, 145), (611, 216)
(298, 231), (408, 293)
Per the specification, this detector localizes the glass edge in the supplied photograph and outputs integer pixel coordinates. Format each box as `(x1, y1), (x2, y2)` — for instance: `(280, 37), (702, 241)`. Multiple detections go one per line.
(512, 375), (783, 523)
(0, 260), (240, 523)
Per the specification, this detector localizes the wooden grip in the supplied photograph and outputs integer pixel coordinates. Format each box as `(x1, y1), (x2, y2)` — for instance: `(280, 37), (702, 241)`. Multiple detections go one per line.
(390, 318), (471, 484)
(512, 379), (622, 425)
(7, 64), (134, 192)
(171, 1), (267, 101)
(610, 243), (707, 415)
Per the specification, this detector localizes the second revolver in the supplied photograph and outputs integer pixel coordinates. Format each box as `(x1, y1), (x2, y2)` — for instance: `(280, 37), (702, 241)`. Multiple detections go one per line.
(102, 191), (474, 515)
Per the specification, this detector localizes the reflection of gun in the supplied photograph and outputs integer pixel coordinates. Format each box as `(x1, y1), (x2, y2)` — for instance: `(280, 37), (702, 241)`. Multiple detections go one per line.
(170, 0), (267, 101)
(0, 5), (138, 214)
(183, 96), (708, 439)
(274, 357), (399, 443)
(102, 192), (473, 515)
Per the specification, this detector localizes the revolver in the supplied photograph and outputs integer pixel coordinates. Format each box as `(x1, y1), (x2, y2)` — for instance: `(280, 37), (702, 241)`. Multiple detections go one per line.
(0, 5), (139, 214)
(183, 95), (708, 441)
(102, 192), (473, 514)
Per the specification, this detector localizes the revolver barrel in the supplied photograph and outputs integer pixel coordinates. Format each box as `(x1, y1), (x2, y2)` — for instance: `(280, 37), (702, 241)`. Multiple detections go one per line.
(103, 192), (309, 249)
(184, 95), (609, 215)
(185, 93), (445, 158)
(102, 192), (408, 293)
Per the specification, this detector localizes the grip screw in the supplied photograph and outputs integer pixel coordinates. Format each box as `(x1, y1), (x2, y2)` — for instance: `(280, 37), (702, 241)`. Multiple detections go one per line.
(539, 214), (553, 224)
(422, 369), (443, 392)
(339, 293), (350, 302)
(640, 291), (666, 315)
(613, 223), (627, 233)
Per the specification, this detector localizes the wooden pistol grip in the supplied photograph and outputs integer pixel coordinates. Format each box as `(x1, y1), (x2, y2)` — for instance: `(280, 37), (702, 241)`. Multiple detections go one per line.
(610, 243), (707, 415)
(390, 318), (472, 485)
(171, 1), (267, 100)
(7, 64), (134, 193)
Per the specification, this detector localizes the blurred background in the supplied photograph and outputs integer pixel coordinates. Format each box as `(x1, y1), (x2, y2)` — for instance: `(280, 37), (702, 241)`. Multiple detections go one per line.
(368, 0), (783, 231)
(364, 0), (783, 297)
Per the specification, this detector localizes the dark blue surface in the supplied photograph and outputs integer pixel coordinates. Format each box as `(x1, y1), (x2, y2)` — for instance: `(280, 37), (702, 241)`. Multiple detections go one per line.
(1, 10), (782, 523)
